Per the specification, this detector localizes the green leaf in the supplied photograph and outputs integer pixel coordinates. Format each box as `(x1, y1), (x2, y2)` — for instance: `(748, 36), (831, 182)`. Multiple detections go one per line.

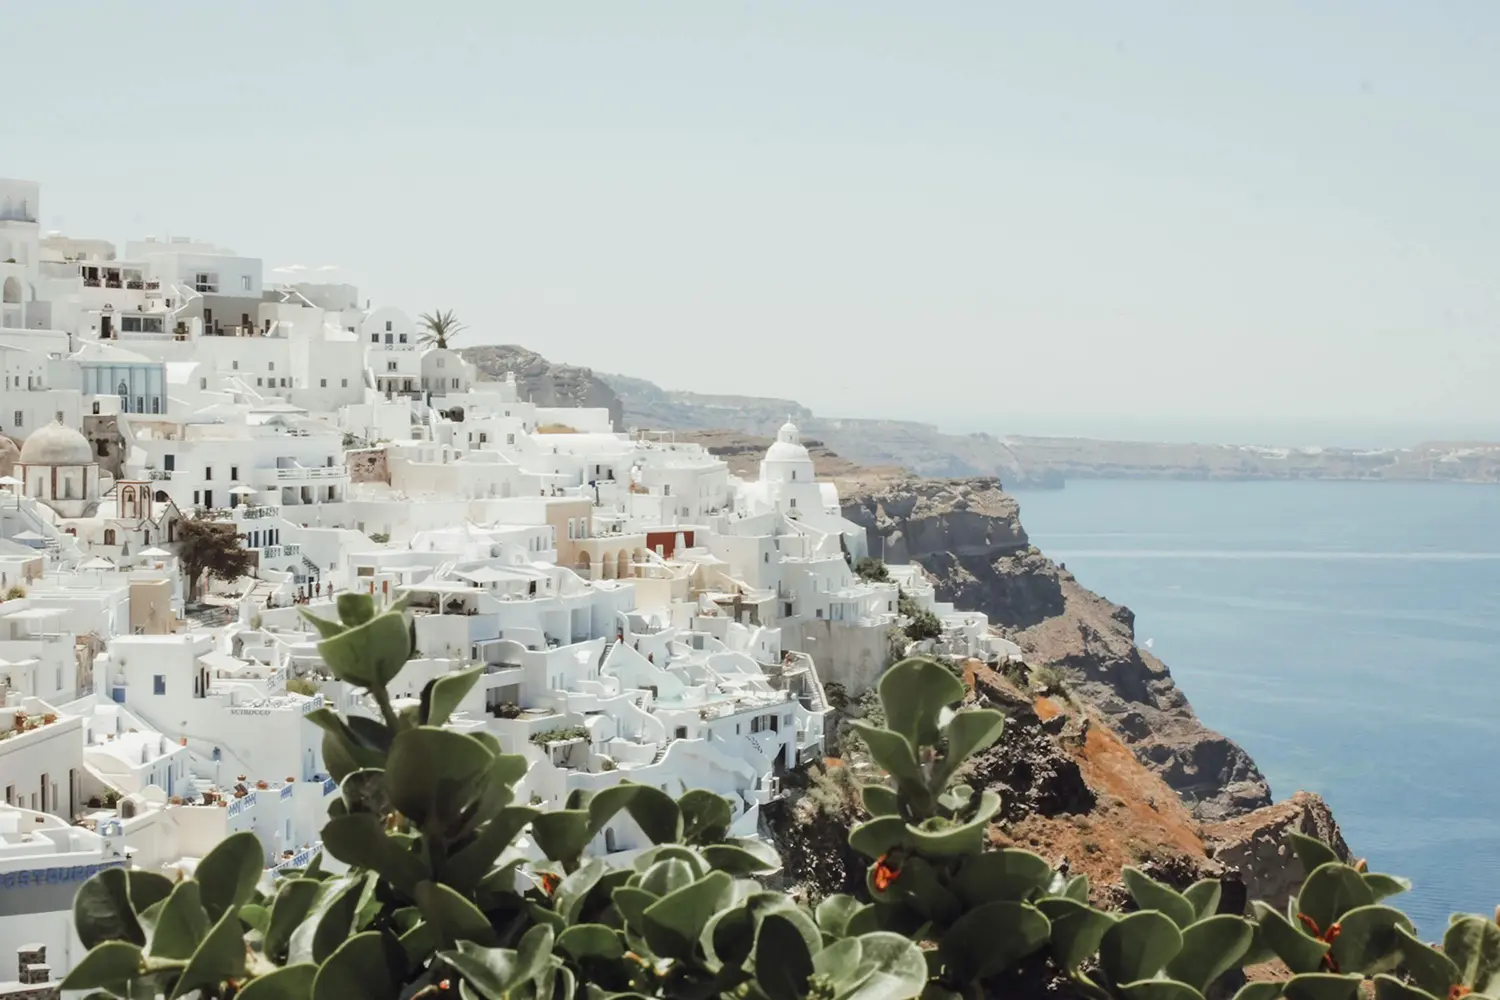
(424, 665), (485, 727)
(145, 882), (208, 963)
(311, 932), (400, 1000)
(337, 592), (377, 625)
(301, 608), (347, 639)
(196, 831), (268, 921)
(1396, 925), (1459, 997)
(847, 723), (925, 789)
(1120, 981), (1206, 1000)
(415, 880), (499, 948)
(903, 793), (1000, 857)
(1364, 873), (1412, 902)
(439, 926), (555, 1000)
(1122, 867), (1197, 929)
(702, 841), (781, 876)
(1165, 915), (1253, 991)
(1063, 874), (1091, 903)
(287, 874), (368, 966)
(586, 781), (682, 844)
(1296, 863), (1374, 932)
(265, 879), (321, 963)
(929, 708), (1006, 789)
(860, 783), (901, 817)
(531, 809), (592, 866)
(1099, 910), (1183, 986)
(322, 813), (429, 895)
(641, 871), (733, 959)
(170, 911), (248, 999)
(443, 805), (539, 891)
(129, 870), (175, 915)
(1231, 984), (1285, 1000)
(74, 867), (145, 951)
(702, 904), (756, 972)
(1372, 974), (1444, 1000)
(612, 886), (657, 934)
(237, 963), (318, 1000)
(638, 857), (697, 897)
(557, 924), (625, 962)
(841, 931), (929, 1000)
(61, 941), (143, 990)
(316, 608), (412, 688)
(1249, 901), (1330, 974)
(240, 903), (270, 935)
(1443, 915), (1500, 995)
(1281, 973), (1364, 1000)
(758, 913), (815, 1000)
(1329, 905), (1413, 977)
(386, 726), (494, 827)
(811, 935), (861, 983)
(678, 789), (735, 844)
(1038, 897), (1115, 973)
(816, 894), (864, 939)
(1288, 832), (1341, 873)
(942, 900), (1051, 980)
(1182, 879), (1223, 919)
(878, 657), (965, 749)
(956, 848), (1055, 904)
(848, 816), (907, 860)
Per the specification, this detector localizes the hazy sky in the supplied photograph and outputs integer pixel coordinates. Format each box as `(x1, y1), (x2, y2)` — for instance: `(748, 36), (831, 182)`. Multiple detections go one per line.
(10, 2), (1499, 445)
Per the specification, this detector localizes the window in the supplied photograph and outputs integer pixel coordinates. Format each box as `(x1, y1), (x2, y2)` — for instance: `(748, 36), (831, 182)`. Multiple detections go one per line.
(341, 378), (348, 388)
(257, 378), (263, 386)
(11, 411), (20, 427)
(506, 434), (515, 445)
(387, 362), (397, 371)
(268, 362), (275, 371)
(451, 378), (459, 389)
(136, 397), (144, 412)
(164, 454), (174, 471)
(370, 333), (379, 343)
(153, 675), (166, 695)
(204, 490), (213, 508)
(815, 608), (823, 619)
(281, 378), (289, 387)
(792, 470), (797, 480)
(568, 520), (575, 540)
(764, 552), (769, 563)
(436, 357), (445, 368)
(320, 378), (327, 387)
(151, 397), (160, 414)
(240, 275), (252, 291)
(193, 490), (200, 504)
(104, 529), (116, 545)
(204, 467), (212, 480)
(399, 333), (407, 344)
(199, 377), (207, 389)
(230, 466), (238, 480)
(385, 321), (392, 332)
(789, 498), (797, 509)
(232, 360), (239, 370)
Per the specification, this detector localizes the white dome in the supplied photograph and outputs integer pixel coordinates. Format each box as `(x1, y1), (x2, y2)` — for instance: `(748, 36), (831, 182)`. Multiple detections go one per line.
(19, 420), (93, 466)
(766, 420), (810, 462)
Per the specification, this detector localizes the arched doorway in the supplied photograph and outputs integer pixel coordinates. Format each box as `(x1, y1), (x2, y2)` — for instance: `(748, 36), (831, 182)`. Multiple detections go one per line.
(600, 550), (616, 580)
(1, 277), (20, 304)
(616, 550), (630, 580)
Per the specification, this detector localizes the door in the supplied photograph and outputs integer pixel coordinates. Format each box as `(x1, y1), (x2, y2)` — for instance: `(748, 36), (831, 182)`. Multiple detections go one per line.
(100, 315), (113, 339)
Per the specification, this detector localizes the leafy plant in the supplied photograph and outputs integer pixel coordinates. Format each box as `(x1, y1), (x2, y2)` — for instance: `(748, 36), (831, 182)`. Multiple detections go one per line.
(530, 726), (590, 746)
(417, 308), (466, 349)
(854, 557), (891, 583)
(58, 624), (1484, 1000)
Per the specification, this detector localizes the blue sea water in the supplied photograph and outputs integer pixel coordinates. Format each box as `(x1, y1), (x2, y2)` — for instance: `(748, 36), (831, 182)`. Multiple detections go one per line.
(1010, 479), (1500, 933)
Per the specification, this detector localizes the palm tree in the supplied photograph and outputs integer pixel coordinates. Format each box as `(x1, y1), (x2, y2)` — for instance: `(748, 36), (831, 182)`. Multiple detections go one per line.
(417, 309), (466, 349)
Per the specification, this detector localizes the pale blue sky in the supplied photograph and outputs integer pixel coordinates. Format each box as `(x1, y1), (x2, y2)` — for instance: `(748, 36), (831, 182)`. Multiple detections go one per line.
(10, 2), (1499, 445)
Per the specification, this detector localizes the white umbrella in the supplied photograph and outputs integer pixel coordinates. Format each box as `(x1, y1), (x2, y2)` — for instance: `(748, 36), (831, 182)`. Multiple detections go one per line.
(139, 547), (171, 558)
(228, 485), (258, 495)
(13, 530), (44, 542)
(79, 557), (115, 573)
(0, 476), (21, 487)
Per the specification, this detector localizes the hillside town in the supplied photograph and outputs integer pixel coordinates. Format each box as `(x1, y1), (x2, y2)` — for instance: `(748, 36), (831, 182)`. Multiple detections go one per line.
(0, 177), (1026, 992)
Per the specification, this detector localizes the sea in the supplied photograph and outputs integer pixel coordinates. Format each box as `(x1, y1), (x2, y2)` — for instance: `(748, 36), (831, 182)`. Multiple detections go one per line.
(1011, 479), (1500, 934)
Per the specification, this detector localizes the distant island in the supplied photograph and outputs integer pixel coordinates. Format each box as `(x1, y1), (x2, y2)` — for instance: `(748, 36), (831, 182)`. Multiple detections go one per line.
(460, 345), (1500, 489)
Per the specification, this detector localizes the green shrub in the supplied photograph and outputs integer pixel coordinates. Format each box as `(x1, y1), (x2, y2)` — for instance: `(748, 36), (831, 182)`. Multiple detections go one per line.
(285, 675), (319, 697)
(530, 725), (590, 746)
(57, 604), (1475, 1000)
(854, 557), (891, 583)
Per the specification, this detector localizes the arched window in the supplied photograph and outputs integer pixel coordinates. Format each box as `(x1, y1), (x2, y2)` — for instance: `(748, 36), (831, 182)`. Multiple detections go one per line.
(155, 490), (168, 503)
(104, 529), (116, 545)
(151, 397), (160, 414)
(117, 381), (128, 410)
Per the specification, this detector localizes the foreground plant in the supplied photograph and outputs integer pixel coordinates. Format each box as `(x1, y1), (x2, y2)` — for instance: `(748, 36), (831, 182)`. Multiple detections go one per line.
(58, 600), (1498, 999)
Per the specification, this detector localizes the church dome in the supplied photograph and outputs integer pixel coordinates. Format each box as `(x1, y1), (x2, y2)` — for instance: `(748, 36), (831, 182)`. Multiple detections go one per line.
(20, 420), (93, 466)
(765, 420), (810, 462)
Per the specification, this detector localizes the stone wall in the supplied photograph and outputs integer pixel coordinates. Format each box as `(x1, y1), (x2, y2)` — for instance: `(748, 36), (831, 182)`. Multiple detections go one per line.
(346, 447), (389, 485)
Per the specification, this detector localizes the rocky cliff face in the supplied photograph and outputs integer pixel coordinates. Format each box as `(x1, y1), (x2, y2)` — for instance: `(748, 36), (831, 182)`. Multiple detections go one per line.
(460, 345), (624, 430)
(840, 475), (1271, 822)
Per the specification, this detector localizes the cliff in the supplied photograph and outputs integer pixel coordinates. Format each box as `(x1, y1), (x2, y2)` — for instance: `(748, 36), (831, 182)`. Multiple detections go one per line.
(599, 368), (1500, 486)
(460, 345), (625, 430)
(838, 474), (1271, 822)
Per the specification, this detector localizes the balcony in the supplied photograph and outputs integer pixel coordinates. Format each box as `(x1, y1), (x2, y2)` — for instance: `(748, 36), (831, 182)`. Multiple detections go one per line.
(148, 470), (172, 481)
(83, 277), (101, 288)
(275, 466), (346, 481)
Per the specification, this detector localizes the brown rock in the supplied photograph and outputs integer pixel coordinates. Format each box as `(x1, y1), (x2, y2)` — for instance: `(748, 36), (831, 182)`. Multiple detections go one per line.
(1201, 791), (1351, 910)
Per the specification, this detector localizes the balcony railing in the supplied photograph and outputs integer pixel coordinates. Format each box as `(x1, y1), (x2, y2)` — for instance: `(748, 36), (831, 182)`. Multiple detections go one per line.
(83, 278), (101, 288)
(275, 466), (346, 481)
(148, 470), (172, 481)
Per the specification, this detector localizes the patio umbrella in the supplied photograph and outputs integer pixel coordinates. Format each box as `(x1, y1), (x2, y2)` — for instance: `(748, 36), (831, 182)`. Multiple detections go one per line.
(138, 546), (171, 558)
(0, 476), (21, 487)
(228, 485), (258, 495)
(79, 557), (115, 570)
